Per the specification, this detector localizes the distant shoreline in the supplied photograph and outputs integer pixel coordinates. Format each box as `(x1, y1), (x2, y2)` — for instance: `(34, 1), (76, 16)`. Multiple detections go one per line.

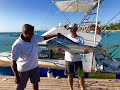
(110, 30), (120, 32)
(102, 30), (120, 32)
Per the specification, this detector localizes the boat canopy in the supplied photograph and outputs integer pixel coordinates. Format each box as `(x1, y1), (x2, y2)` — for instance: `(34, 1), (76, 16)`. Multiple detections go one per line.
(53, 0), (98, 13)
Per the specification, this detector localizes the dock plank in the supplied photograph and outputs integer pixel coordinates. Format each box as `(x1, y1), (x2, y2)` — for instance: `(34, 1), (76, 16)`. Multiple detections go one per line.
(0, 76), (120, 90)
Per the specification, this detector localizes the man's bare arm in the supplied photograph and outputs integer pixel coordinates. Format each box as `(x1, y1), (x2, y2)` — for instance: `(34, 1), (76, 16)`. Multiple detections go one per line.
(11, 61), (18, 76)
(44, 33), (61, 40)
(11, 60), (20, 84)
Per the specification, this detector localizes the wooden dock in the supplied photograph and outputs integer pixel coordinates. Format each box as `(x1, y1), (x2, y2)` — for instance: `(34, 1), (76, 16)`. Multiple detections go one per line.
(0, 76), (120, 90)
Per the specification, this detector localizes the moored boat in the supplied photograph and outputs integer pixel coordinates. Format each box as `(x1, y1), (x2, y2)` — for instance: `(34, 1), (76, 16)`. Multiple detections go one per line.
(1, 0), (120, 79)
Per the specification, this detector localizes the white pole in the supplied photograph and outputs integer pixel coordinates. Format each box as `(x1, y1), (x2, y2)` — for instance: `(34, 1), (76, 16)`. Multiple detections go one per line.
(93, 0), (100, 46)
(91, 0), (101, 71)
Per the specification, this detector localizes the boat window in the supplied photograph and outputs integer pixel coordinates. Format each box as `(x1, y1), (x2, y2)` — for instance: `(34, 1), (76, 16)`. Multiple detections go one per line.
(38, 45), (64, 60)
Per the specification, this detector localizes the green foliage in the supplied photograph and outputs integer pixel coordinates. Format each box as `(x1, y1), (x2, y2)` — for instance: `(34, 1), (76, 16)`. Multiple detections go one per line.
(101, 21), (120, 30)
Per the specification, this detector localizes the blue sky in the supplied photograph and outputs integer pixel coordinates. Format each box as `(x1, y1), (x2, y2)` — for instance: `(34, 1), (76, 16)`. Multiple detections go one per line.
(0, 0), (120, 32)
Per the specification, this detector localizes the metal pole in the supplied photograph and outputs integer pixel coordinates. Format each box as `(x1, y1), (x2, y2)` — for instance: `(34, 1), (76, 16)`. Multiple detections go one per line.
(91, 0), (101, 71)
(93, 0), (100, 46)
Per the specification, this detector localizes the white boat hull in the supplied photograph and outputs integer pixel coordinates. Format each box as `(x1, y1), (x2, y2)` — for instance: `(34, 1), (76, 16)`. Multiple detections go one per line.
(0, 57), (65, 69)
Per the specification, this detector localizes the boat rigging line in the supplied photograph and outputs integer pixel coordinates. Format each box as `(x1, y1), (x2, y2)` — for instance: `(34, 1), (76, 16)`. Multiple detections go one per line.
(100, 10), (120, 47)
(52, 0), (76, 24)
(101, 10), (120, 37)
(111, 49), (120, 58)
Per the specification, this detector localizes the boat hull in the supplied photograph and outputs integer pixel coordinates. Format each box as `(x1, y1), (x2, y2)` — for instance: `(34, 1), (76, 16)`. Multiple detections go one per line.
(0, 57), (65, 69)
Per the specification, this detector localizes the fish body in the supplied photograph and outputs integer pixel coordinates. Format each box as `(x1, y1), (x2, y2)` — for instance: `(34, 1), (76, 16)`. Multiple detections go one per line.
(47, 35), (118, 59)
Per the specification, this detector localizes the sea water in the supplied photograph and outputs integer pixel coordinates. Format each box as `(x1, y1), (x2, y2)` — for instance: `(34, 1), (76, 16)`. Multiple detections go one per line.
(0, 31), (120, 75)
(100, 32), (120, 58)
(0, 32), (45, 52)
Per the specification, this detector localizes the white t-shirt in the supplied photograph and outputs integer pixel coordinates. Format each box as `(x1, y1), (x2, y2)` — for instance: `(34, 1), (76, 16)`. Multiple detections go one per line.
(65, 34), (84, 62)
(11, 34), (44, 72)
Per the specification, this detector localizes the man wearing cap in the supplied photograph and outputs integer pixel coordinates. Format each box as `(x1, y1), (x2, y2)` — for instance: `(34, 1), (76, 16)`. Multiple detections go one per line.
(11, 24), (61, 90)
(64, 23), (88, 90)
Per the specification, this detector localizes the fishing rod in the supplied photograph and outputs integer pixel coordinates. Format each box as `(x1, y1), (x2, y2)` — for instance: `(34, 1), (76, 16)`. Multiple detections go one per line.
(101, 30), (111, 38)
(100, 10), (120, 48)
(111, 50), (120, 58)
(108, 45), (119, 57)
(105, 11), (120, 27)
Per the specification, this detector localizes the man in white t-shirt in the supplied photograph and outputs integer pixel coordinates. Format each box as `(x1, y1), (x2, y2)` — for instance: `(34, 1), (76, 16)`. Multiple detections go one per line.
(11, 24), (61, 90)
(64, 23), (88, 90)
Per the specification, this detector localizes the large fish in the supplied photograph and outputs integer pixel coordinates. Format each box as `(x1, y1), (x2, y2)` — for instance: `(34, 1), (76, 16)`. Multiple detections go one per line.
(47, 35), (118, 59)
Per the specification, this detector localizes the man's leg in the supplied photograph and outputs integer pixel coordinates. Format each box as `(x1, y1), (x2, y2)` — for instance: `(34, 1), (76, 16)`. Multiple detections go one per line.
(16, 72), (29, 90)
(75, 61), (85, 90)
(68, 75), (73, 90)
(65, 61), (74, 90)
(30, 67), (40, 90)
(78, 76), (85, 90)
(32, 83), (39, 90)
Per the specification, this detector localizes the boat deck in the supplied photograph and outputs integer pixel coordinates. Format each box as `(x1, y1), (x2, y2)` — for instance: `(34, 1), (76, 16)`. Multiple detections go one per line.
(0, 76), (120, 90)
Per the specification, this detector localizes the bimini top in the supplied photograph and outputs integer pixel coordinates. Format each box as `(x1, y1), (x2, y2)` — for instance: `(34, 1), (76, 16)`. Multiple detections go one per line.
(53, 0), (100, 13)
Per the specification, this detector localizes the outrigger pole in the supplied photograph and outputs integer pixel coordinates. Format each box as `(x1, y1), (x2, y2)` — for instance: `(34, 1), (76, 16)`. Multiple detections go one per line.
(101, 10), (120, 36)
(93, 0), (101, 46)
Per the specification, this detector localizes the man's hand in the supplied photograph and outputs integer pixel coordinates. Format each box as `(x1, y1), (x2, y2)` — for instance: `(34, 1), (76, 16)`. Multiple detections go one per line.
(15, 74), (20, 84)
(83, 49), (89, 54)
(55, 33), (62, 37)
(11, 61), (20, 84)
